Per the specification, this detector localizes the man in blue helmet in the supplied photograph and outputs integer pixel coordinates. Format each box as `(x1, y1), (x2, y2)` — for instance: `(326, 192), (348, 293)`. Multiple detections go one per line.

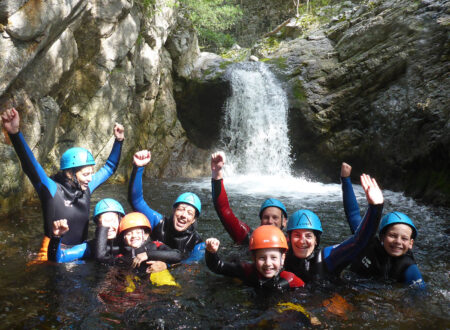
(128, 150), (205, 270)
(340, 163), (425, 289)
(210, 151), (288, 245)
(1, 108), (124, 261)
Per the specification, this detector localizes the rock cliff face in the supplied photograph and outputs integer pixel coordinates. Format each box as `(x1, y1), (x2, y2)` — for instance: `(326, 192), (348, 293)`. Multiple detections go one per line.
(0, 0), (209, 214)
(255, 0), (449, 205)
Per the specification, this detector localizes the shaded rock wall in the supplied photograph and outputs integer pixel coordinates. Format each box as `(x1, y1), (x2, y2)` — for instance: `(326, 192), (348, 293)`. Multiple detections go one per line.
(0, 0), (209, 214)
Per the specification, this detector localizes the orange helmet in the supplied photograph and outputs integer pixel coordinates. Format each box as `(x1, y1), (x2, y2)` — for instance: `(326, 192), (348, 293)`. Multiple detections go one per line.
(118, 212), (152, 235)
(249, 225), (288, 251)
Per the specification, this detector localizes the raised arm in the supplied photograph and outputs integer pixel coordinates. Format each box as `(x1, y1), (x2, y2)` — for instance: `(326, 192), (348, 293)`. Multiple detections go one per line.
(205, 238), (247, 278)
(211, 152), (252, 245)
(324, 174), (384, 273)
(2, 108), (57, 196)
(341, 162), (362, 233)
(128, 150), (163, 229)
(89, 123), (124, 192)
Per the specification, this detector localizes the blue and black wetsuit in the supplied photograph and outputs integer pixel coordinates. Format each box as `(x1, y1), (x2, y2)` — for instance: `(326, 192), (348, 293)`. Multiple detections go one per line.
(205, 250), (305, 292)
(8, 131), (122, 248)
(128, 165), (205, 263)
(341, 176), (425, 288)
(284, 202), (383, 284)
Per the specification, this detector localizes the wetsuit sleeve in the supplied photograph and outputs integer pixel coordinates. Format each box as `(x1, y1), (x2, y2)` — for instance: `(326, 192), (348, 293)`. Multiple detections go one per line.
(279, 271), (305, 288)
(48, 237), (91, 263)
(211, 179), (252, 245)
(205, 250), (246, 279)
(128, 165), (164, 229)
(323, 203), (383, 273)
(93, 225), (117, 263)
(8, 132), (57, 196)
(404, 264), (426, 289)
(181, 242), (206, 264)
(145, 243), (183, 264)
(89, 139), (123, 192)
(341, 176), (362, 234)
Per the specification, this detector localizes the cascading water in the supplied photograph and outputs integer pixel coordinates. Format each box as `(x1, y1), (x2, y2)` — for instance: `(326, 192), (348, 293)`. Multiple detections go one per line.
(220, 62), (292, 177)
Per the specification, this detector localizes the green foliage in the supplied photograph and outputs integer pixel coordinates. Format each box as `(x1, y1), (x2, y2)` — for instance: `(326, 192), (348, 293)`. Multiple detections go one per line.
(182, 0), (243, 51)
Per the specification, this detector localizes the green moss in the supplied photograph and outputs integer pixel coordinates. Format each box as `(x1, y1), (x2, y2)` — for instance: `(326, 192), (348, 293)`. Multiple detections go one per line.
(219, 61), (233, 69)
(268, 57), (287, 70)
(292, 80), (307, 102)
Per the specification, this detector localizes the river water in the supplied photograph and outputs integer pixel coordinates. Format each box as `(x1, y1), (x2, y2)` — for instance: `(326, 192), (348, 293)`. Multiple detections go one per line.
(0, 62), (448, 328)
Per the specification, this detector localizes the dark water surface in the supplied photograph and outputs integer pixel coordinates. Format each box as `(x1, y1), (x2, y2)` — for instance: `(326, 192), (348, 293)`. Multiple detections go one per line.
(1, 177), (449, 328)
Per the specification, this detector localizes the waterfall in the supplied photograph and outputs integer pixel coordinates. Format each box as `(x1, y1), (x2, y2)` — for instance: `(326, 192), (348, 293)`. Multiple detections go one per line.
(220, 62), (292, 177)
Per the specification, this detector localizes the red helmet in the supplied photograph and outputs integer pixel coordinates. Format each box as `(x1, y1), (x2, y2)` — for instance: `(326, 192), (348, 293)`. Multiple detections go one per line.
(249, 225), (288, 251)
(118, 212), (151, 235)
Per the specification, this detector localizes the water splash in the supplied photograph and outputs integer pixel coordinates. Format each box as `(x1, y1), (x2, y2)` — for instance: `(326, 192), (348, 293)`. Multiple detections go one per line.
(219, 62), (292, 177)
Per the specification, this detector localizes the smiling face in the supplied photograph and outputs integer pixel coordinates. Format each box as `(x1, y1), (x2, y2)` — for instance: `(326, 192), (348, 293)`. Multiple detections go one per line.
(253, 248), (285, 279)
(123, 227), (149, 249)
(260, 207), (286, 229)
(381, 224), (414, 257)
(67, 165), (94, 190)
(98, 212), (120, 240)
(289, 229), (317, 259)
(173, 203), (197, 232)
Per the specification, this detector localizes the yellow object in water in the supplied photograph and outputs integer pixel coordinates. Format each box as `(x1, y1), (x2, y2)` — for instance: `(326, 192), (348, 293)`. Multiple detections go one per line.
(124, 275), (141, 293)
(149, 269), (180, 287)
(277, 302), (321, 326)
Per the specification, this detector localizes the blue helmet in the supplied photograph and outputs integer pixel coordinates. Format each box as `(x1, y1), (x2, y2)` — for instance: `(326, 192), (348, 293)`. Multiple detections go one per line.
(259, 198), (288, 219)
(173, 192), (201, 216)
(94, 198), (125, 219)
(379, 212), (417, 239)
(287, 209), (323, 233)
(60, 147), (95, 170)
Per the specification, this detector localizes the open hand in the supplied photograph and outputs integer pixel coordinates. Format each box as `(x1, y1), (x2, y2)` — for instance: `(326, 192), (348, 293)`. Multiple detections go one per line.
(211, 152), (225, 180)
(146, 260), (168, 273)
(52, 219), (69, 237)
(360, 174), (383, 205)
(1, 108), (20, 134)
(133, 150), (151, 167)
(132, 252), (148, 268)
(113, 123), (125, 141)
(205, 238), (220, 253)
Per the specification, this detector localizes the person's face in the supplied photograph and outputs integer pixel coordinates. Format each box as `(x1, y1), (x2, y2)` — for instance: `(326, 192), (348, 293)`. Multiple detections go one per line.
(382, 224), (414, 257)
(75, 166), (94, 190)
(123, 228), (148, 249)
(253, 248), (285, 279)
(173, 203), (196, 232)
(290, 229), (317, 259)
(98, 212), (120, 240)
(260, 207), (286, 228)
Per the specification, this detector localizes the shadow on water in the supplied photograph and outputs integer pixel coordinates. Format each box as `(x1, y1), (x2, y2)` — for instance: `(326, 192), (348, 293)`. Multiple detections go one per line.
(0, 178), (449, 328)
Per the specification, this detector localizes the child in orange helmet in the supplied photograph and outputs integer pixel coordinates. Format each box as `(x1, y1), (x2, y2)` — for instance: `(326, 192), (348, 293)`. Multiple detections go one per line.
(205, 225), (305, 292)
(116, 212), (183, 272)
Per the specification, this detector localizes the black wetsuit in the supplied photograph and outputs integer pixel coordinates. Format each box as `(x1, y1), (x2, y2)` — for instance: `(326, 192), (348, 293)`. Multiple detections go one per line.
(8, 131), (122, 246)
(205, 250), (305, 292)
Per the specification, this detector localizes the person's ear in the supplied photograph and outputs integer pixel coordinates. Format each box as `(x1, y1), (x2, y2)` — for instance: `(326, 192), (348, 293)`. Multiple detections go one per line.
(409, 238), (414, 249)
(280, 252), (286, 267)
(282, 216), (287, 229)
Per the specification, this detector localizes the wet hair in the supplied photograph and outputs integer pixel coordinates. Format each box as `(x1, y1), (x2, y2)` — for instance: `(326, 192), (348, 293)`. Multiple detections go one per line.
(51, 166), (84, 191)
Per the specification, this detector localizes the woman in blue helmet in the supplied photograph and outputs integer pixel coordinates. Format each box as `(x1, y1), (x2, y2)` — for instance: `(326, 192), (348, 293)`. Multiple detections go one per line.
(284, 174), (384, 284)
(128, 150), (204, 269)
(210, 151), (288, 245)
(48, 198), (125, 263)
(1, 108), (124, 260)
(340, 163), (425, 288)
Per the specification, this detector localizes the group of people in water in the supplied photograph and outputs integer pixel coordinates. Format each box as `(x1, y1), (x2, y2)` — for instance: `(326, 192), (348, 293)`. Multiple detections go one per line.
(1, 107), (425, 296)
